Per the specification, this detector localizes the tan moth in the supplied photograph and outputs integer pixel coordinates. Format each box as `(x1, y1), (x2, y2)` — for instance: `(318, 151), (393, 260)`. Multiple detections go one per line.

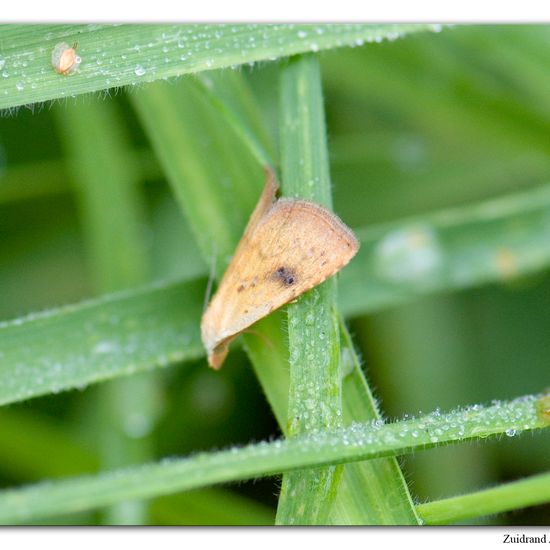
(201, 168), (359, 369)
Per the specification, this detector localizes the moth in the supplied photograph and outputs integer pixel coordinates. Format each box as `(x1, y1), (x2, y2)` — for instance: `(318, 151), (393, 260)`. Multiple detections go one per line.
(201, 168), (359, 369)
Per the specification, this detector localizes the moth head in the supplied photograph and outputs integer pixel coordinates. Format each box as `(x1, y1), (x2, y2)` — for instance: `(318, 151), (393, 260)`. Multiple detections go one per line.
(207, 339), (232, 370)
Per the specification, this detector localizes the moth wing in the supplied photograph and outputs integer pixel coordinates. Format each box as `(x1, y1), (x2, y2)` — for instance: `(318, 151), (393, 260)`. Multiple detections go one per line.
(201, 192), (359, 368)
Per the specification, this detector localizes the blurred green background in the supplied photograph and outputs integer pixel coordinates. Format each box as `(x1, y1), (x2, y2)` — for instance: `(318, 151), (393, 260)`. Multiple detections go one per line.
(0, 24), (549, 524)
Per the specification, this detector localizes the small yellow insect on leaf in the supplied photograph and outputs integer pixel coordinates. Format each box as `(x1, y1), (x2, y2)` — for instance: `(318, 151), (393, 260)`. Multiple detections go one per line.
(51, 42), (81, 75)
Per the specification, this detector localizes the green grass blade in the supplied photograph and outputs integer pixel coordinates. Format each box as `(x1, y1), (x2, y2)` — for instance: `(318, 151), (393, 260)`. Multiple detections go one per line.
(0, 408), (273, 525)
(321, 28), (550, 167)
(0, 408), (99, 479)
(275, 53), (417, 525)
(341, 181), (550, 316)
(328, 131), (550, 229)
(0, 149), (160, 206)
(417, 471), (550, 525)
(54, 97), (155, 524)
(0, 279), (204, 406)
(275, 54), (343, 525)
(0, 24), (439, 110)
(333, 322), (419, 524)
(195, 71), (275, 168)
(151, 489), (275, 526)
(54, 100), (148, 291)
(0, 393), (546, 524)
(241, 311), (290, 428)
(130, 78), (263, 270)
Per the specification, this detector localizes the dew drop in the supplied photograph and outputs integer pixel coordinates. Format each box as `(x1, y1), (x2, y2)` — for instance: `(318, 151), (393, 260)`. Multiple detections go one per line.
(93, 340), (116, 354)
(123, 413), (153, 438)
(134, 65), (146, 76)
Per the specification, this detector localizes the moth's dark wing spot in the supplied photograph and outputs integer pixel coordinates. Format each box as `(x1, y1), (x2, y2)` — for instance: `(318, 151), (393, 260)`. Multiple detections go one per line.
(237, 284), (246, 293)
(273, 266), (297, 287)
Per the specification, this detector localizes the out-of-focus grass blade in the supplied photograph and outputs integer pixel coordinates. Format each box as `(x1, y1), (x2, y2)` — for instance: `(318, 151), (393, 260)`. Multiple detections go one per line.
(0, 150), (160, 205)
(0, 24), (439, 110)
(0, 408), (274, 525)
(340, 182), (550, 317)
(329, 132), (550, 228)
(130, 78), (263, 271)
(54, 100), (148, 291)
(321, 27), (550, 158)
(195, 71), (275, 168)
(0, 408), (99, 479)
(151, 489), (275, 526)
(322, 26), (550, 227)
(54, 96), (156, 524)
